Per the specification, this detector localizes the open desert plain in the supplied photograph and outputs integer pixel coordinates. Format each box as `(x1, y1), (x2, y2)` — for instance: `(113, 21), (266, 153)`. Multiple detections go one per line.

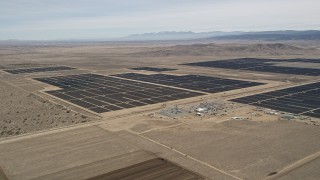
(0, 40), (320, 180)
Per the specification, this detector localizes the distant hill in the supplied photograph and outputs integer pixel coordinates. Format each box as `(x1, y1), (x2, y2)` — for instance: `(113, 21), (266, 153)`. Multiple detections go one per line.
(125, 31), (244, 41)
(125, 30), (320, 41)
(130, 43), (319, 57)
(2, 30), (320, 43)
(210, 30), (320, 41)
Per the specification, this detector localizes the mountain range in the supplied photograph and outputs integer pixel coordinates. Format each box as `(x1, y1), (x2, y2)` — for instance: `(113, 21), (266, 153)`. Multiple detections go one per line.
(125, 30), (320, 41)
(1, 30), (320, 43)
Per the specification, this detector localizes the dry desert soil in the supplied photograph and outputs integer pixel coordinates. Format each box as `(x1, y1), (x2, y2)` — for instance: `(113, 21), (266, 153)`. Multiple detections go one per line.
(0, 41), (319, 180)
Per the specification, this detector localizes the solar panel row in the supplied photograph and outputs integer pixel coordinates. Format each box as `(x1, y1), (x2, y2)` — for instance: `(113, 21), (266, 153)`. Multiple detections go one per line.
(113, 73), (265, 93)
(230, 82), (320, 118)
(4, 66), (75, 74)
(35, 74), (204, 113)
(182, 58), (320, 76)
(130, 67), (177, 72)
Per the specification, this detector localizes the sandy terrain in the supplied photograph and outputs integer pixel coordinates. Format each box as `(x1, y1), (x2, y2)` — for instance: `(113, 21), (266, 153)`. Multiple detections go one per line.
(142, 120), (320, 179)
(0, 79), (94, 138)
(0, 41), (319, 179)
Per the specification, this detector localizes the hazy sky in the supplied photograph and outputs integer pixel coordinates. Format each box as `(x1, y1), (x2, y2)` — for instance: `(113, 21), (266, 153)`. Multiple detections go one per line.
(1, 0), (319, 40)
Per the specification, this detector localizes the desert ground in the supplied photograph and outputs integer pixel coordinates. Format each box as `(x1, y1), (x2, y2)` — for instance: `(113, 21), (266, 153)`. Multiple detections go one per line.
(0, 41), (319, 180)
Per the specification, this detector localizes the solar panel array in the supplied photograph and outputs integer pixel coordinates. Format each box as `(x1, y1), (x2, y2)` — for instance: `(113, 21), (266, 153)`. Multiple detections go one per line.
(35, 74), (204, 113)
(113, 73), (265, 93)
(230, 82), (320, 118)
(4, 66), (75, 74)
(130, 67), (177, 72)
(182, 58), (320, 76)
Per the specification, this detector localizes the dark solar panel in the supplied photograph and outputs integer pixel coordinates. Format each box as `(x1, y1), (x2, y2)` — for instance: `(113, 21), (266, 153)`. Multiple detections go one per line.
(4, 66), (75, 74)
(230, 82), (320, 118)
(34, 74), (205, 113)
(130, 67), (177, 72)
(181, 58), (320, 76)
(112, 73), (265, 93)
(85, 158), (205, 180)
